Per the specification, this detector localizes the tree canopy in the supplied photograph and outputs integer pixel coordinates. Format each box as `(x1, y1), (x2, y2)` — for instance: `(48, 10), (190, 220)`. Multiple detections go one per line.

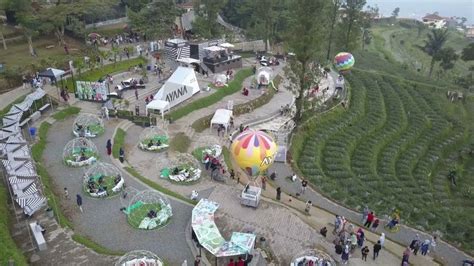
(192, 0), (228, 39)
(127, 0), (179, 40)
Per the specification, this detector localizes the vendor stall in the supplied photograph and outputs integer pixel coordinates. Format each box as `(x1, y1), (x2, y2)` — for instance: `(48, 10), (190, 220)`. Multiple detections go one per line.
(210, 109), (233, 133)
(145, 100), (170, 119)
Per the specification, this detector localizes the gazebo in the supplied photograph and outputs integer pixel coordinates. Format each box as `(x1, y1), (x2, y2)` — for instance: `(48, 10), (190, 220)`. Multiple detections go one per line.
(83, 162), (124, 198)
(73, 113), (104, 138)
(63, 137), (98, 167)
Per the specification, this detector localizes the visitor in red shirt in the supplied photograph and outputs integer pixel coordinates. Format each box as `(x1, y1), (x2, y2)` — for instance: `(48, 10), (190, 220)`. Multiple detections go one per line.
(364, 212), (375, 228)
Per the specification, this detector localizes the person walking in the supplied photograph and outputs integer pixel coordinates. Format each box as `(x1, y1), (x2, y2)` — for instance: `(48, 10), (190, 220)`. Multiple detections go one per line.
(119, 147), (125, 163)
(402, 246), (411, 264)
(420, 239), (430, 256)
(135, 88), (138, 100)
(76, 194), (83, 212)
(409, 234), (420, 252)
(361, 246), (369, 261)
(106, 139), (112, 156)
(276, 187), (281, 200)
(379, 233), (385, 247)
(364, 211), (374, 228)
(301, 179), (308, 194)
(371, 218), (380, 232)
(373, 240), (382, 260)
(362, 205), (369, 224)
(341, 245), (350, 264)
(261, 175), (267, 190)
(305, 200), (312, 213)
(64, 187), (69, 199)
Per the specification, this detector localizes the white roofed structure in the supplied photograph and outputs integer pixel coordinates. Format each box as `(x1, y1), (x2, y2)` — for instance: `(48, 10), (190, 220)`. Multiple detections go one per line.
(210, 109), (233, 132)
(153, 67), (200, 109)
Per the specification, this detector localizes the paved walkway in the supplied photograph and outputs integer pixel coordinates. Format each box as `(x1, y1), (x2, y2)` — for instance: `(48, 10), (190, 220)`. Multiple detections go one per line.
(41, 116), (194, 265)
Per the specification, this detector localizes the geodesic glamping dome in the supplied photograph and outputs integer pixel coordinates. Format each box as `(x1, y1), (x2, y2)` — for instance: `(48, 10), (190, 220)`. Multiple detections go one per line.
(116, 250), (164, 266)
(138, 126), (169, 151)
(73, 113), (104, 138)
(160, 153), (202, 183)
(83, 162), (124, 198)
(213, 73), (227, 87)
(290, 249), (335, 266)
(126, 190), (172, 230)
(63, 137), (98, 167)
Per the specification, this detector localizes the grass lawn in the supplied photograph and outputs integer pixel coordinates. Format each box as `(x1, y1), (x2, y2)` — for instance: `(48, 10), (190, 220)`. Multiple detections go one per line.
(168, 68), (253, 121)
(169, 133), (191, 153)
(124, 167), (196, 205)
(52, 106), (81, 120)
(71, 234), (125, 256)
(112, 128), (126, 159)
(65, 57), (146, 92)
(127, 203), (162, 229)
(0, 36), (84, 70)
(0, 184), (28, 266)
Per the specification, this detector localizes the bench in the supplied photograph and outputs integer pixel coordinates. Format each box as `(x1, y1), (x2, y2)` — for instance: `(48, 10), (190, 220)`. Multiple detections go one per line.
(39, 103), (50, 113)
(29, 222), (47, 251)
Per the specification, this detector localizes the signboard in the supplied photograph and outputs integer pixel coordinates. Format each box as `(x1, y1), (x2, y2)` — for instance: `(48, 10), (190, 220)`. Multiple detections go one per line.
(76, 81), (108, 102)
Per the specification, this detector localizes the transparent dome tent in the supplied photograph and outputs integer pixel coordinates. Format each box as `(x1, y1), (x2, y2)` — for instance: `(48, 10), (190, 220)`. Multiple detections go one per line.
(124, 190), (172, 230)
(63, 137), (98, 167)
(159, 153), (202, 183)
(116, 250), (164, 266)
(138, 126), (169, 152)
(73, 113), (104, 138)
(290, 249), (335, 266)
(83, 162), (124, 198)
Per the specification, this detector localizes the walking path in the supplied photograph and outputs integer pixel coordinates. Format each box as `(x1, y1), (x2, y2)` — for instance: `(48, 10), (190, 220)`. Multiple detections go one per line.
(40, 116), (194, 265)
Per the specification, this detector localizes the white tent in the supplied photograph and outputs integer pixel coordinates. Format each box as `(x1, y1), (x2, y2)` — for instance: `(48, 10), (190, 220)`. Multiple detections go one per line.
(146, 100), (170, 118)
(153, 66), (200, 109)
(48, 68), (66, 79)
(210, 109), (233, 132)
(257, 67), (273, 85)
(219, 42), (234, 48)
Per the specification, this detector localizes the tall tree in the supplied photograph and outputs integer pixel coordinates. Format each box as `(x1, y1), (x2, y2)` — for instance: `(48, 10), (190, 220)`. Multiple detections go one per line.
(286, 0), (328, 122)
(423, 28), (449, 77)
(339, 0), (367, 51)
(326, 0), (343, 61)
(391, 7), (400, 18)
(38, 0), (113, 45)
(436, 47), (458, 72)
(128, 0), (179, 40)
(17, 11), (40, 56)
(0, 0), (30, 24)
(120, 0), (151, 12)
(192, 0), (228, 39)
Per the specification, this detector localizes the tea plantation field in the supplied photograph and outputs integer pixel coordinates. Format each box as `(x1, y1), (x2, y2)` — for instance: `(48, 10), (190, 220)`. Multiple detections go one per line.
(292, 70), (474, 251)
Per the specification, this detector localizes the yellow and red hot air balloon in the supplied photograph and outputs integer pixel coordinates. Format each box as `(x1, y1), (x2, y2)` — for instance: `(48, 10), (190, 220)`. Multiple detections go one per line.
(231, 129), (277, 176)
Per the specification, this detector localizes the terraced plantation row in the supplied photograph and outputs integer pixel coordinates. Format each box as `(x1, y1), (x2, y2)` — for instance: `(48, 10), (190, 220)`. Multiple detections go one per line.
(292, 70), (474, 251)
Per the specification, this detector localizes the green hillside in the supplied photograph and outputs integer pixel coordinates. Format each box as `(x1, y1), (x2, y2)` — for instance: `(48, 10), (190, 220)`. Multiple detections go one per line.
(292, 23), (474, 252)
(367, 21), (472, 78)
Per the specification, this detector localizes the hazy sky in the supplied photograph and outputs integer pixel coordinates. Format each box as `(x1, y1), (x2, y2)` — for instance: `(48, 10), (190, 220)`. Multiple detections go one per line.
(366, 0), (474, 24)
